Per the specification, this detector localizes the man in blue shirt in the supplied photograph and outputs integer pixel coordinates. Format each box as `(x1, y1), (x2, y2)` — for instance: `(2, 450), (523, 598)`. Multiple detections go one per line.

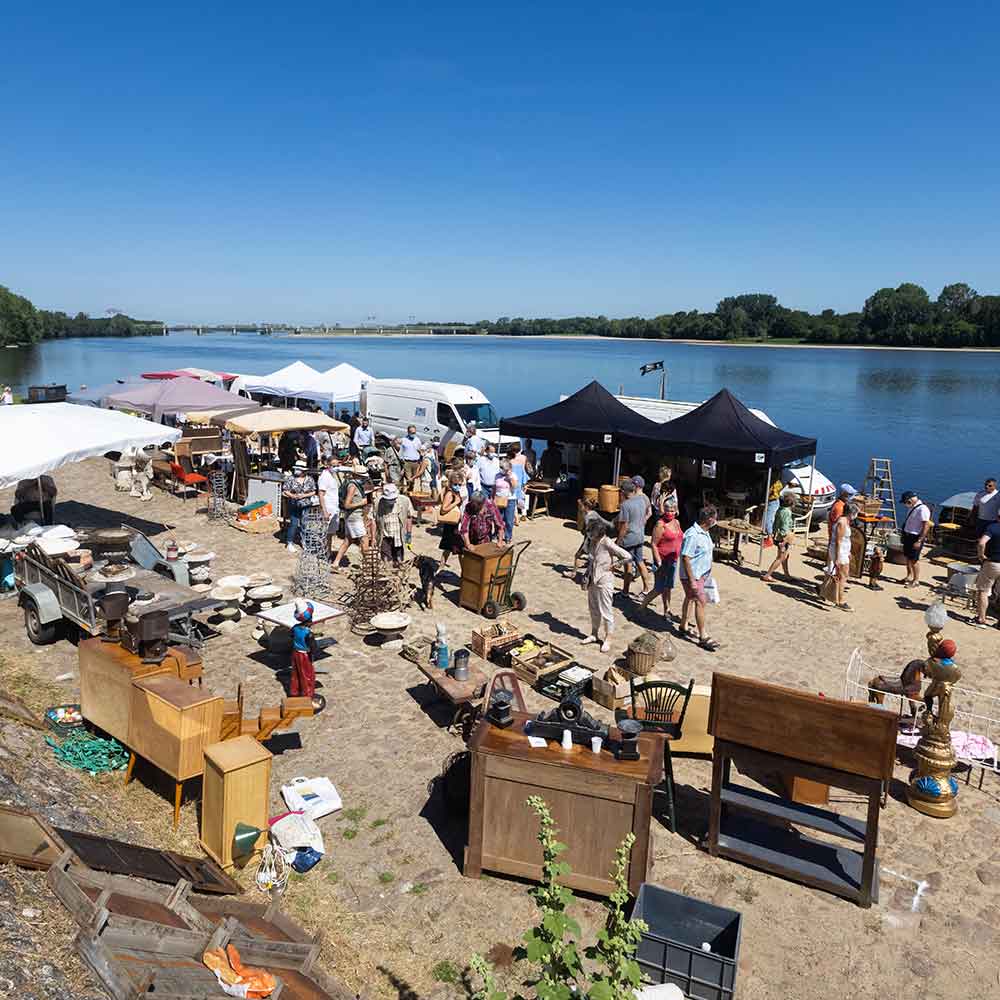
(463, 421), (484, 457)
(678, 505), (719, 651)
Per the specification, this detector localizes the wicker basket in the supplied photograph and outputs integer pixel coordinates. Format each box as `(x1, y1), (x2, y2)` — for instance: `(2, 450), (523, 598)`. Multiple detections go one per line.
(626, 635), (659, 675)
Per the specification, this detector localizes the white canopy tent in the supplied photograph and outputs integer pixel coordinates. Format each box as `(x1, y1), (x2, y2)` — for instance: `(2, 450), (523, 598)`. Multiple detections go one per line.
(320, 363), (371, 404)
(229, 361), (327, 403)
(0, 403), (181, 489)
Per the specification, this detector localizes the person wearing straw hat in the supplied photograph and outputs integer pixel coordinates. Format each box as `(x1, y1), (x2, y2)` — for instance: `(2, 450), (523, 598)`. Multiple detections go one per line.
(332, 465), (370, 570)
(376, 483), (412, 565)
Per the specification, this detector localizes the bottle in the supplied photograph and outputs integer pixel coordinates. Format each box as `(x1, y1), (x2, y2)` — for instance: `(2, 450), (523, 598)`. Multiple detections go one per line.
(436, 637), (450, 670)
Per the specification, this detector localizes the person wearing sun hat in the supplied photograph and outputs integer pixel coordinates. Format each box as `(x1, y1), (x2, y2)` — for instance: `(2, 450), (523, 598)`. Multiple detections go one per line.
(375, 482), (412, 564)
(290, 599), (324, 712)
(827, 483), (858, 538)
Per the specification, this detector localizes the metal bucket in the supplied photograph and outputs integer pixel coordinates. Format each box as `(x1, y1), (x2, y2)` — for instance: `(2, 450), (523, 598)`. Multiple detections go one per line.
(451, 649), (470, 681)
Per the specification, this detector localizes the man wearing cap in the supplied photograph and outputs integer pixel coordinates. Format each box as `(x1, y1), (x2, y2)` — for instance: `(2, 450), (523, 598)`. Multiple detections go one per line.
(375, 483), (413, 564)
(972, 509), (1000, 628)
(828, 484), (857, 539)
(400, 425), (424, 491)
(900, 490), (931, 588)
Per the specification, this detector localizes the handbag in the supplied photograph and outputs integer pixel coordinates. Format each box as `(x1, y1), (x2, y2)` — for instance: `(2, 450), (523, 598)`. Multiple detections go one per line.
(438, 504), (461, 525)
(494, 495), (509, 509)
(704, 575), (721, 604)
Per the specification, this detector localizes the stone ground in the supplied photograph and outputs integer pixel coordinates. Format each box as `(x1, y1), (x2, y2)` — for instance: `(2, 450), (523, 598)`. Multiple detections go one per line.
(2, 458), (1000, 1000)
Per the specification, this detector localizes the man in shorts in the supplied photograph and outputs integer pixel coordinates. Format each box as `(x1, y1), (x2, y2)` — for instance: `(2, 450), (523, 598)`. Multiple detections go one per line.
(616, 479), (652, 598)
(316, 454), (341, 555)
(972, 510), (1000, 628)
(900, 490), (931, 588)
(678, 505), (719, 651)
(972, 477), (999, 537)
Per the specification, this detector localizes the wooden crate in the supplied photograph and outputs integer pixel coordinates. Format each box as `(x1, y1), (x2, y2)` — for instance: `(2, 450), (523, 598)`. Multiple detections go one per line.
(458, 542), (509, 612)
(470, 625), (523, 661)
(201, 736), (272, 869)
(128, 676), (224, 781)
(78, 638), (174, 743)
(508, 640), (574, 684)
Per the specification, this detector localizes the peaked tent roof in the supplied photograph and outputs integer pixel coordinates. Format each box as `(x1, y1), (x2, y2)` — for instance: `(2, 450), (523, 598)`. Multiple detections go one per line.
(104, 376), (249, 422)
(499, 380), (664, 447)
(319, 362), (372, 403)
(230, 361), (339, 403)
(647, 388), (816, 465)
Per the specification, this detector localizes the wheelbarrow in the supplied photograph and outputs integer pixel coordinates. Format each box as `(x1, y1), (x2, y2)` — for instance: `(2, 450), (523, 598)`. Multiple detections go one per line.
(481, 540), (531, 619)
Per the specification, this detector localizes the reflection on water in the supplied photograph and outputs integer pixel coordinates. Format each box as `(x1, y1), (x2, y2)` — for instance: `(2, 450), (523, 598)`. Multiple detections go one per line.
(857, 370), (921, 393)
(3, 333), (998, 506)
(714, 363), (773, 385)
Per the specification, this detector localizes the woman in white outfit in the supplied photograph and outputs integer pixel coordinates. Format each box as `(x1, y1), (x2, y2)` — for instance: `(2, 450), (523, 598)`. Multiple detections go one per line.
(828, 501), (858, 611)
(581, 516), (633, 652)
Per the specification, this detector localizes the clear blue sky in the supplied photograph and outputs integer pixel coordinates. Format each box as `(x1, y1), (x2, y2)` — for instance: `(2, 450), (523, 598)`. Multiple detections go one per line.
(2, 2), (998, 325)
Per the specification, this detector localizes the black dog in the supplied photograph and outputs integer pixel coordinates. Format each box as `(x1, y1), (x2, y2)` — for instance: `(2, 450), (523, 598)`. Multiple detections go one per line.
(413, 555), (440, 610)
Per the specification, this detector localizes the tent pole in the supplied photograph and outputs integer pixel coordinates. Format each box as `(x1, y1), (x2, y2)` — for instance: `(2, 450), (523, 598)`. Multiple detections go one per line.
(612, 447), (621, 482)
(805, 455), (816, 544)
(758, 466), (772, 567)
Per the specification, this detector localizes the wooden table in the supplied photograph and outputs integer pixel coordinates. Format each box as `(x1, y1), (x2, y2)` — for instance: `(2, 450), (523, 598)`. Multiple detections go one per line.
(415, 656), (490, 734)
(714, 518), (753, 566)
(465, 711), (661, 896)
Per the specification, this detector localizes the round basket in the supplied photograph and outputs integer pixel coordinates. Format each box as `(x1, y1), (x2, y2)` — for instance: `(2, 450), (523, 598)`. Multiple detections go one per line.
(626, 647), (658, 676)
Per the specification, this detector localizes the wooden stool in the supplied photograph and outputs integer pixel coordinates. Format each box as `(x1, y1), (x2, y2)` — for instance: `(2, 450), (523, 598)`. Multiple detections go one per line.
(528, 487), (554, 519)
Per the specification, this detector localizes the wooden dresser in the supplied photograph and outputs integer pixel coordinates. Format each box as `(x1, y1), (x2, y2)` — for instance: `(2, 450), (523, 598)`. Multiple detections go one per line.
(465, 711), (661, 896)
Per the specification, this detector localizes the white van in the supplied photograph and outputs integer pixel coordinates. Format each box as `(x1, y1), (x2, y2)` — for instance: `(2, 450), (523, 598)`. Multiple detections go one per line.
(360, 379), (516, 459)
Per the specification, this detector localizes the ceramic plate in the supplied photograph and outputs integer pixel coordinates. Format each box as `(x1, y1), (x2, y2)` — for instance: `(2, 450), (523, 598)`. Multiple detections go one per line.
(217, 574), (251, 589)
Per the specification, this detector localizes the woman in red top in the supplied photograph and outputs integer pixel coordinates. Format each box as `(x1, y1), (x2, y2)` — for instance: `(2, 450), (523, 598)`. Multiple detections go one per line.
(640, 498), (684, 620)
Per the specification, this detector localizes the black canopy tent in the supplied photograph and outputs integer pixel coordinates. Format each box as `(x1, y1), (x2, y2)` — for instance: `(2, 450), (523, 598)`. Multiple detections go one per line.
(646, 388), (816, 466)
(500, 380), (665, 481)
(500, 380), (664, 446)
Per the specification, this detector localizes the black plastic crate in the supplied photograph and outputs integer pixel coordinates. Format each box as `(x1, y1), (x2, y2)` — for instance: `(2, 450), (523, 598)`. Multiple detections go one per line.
(632, 883), (742, 1000)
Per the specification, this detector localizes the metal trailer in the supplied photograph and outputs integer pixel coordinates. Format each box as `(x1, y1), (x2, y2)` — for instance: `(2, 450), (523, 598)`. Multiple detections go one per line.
(13, 535), (221, 647)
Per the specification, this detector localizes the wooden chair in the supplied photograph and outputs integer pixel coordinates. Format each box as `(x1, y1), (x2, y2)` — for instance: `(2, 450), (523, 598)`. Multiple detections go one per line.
(527, 486), (554, 519)
(169, 462), (207, 501)
(615, 677), (694, 833)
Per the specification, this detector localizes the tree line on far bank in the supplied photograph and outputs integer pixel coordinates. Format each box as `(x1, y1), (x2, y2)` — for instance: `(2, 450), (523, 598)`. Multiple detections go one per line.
(0, 285), (161, 347)
(478, 282), (1000, 347)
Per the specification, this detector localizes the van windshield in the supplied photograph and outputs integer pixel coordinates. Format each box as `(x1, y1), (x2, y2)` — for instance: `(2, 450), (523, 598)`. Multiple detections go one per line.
(456, 403), (499, 428)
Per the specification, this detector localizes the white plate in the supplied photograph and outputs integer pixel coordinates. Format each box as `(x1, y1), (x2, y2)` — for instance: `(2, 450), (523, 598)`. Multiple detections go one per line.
(38, 538), (81, 556)
(247, 585), (283, 601)
(217, 574), (251, 589)
(185, 550), (215, 564)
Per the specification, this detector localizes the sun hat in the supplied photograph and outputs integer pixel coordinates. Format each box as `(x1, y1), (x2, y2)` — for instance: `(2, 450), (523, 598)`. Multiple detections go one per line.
(382, 483), (399, 500)
(839, 483), (857, 497)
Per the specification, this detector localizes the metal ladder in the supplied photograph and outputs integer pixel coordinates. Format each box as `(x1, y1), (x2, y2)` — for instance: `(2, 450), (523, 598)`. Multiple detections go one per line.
(863, 458), (897, 529)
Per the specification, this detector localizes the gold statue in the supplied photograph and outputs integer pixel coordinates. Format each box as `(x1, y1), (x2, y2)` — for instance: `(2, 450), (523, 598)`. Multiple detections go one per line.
(907, 638), (961, 818)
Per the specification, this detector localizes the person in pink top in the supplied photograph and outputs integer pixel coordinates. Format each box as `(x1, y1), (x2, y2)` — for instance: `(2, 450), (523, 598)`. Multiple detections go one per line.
(640, 497), (684, 620)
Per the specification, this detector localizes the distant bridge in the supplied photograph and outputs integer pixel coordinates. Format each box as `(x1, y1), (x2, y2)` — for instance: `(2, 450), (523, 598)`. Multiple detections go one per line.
(162, 324), (482, 336)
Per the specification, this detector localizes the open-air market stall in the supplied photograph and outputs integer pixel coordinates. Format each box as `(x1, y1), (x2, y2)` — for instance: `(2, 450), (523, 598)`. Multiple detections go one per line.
(220, 408), (349, 505)
(231, 360), (373, 409)
(500, 380), (665, 500)
(66, 379), (146, 407)
(104, 376), (251, 423)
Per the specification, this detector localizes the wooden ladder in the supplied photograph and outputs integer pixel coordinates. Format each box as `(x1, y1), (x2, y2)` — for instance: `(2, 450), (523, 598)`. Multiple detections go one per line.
(863, 458), (897, 529)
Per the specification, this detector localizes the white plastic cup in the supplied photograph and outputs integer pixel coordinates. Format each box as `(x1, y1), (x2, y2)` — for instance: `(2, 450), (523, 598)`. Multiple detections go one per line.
(561, 729), (572, 749)
(591, 736), (603, 754)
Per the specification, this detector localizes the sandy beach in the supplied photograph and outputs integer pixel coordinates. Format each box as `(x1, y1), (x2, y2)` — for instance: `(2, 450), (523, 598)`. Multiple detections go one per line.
(2, 460), (999, 999)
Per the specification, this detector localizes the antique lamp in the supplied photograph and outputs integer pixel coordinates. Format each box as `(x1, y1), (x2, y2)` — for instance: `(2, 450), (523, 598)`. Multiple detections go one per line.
(923, 602), (949, 657)
(907, 638), (961, 818)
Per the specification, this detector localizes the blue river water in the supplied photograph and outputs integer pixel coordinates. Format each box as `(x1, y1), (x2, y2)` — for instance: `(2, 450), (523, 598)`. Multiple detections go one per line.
(2, 332), (995, 508)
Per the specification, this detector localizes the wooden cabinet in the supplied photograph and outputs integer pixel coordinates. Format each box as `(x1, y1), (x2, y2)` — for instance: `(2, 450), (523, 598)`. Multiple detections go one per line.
(458, 542), (508, 612)
(79, 638), (173, 742)
(465, 711), (661, 897)
(200, 736), (272, 869)
(128, 676), (223, 781)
